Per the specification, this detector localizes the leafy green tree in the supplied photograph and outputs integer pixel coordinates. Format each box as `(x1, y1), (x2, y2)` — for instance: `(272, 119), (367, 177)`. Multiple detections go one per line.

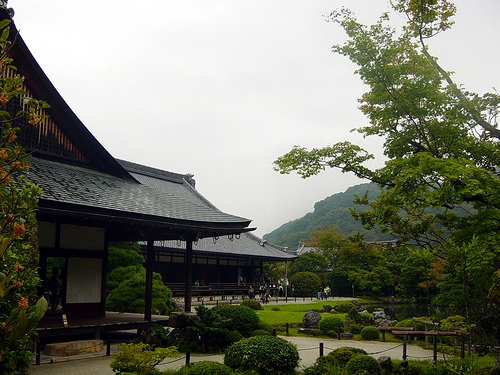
(0, 19), (49, 373)
(107, 242), (143, 272)
(106, 268), (173, 315)
(289, 271), (321, 297)
(398, 248), (438, 298)
(289, 251), (328, 283)
(274, 0), (500, 325)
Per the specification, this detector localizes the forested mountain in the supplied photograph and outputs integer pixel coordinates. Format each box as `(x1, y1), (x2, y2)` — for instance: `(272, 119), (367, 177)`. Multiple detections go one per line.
(263, 183), (393, 250)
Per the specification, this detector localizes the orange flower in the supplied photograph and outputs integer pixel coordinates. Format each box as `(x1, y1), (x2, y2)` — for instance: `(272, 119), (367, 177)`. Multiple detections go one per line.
(0, 149), (7, 159)
(14, 263), (25, 271)
(0, 92), (8, 105)
(18, 297), (29, 308)
(1, 322), (6, 327)
(13, 280), (24, 288)
(13, 224), (25, 239)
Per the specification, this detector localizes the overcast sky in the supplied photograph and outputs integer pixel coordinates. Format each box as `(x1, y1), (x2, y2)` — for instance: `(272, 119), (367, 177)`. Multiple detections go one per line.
(9, 1), (500, 238)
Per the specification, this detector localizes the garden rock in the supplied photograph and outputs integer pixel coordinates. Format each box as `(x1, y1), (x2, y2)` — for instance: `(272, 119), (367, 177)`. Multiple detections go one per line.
(378, 356), (392, 371)
(302, 310), (321, 329)
(323, 305), (333, 313)
(372, 308), (397, 327)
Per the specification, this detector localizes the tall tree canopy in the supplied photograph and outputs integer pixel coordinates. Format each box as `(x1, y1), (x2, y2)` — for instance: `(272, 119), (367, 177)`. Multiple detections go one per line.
(274, 0), (500, 325)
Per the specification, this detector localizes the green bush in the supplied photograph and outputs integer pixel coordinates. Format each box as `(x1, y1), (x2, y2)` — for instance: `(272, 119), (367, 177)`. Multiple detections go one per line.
(184, 361), (234, 375)
(110, 342), (179, 375)
(360, 326), (380, 340)
(211, 304), (259, 337)
(334, 303), (355, 313)
(289, 272), (321, 297)
(326, 347), (367, 367)
(226, 331), (244, 344)
(257, 321), (274, 334)
(224, 335), (299, 375)
(241, 298), (263, 310)
(319, 316), (345, 335)
(251, 329), (271, 336)
(346, 354), (382, 375)
(347, 322), (364, 334)
(396, 318), (425, 331)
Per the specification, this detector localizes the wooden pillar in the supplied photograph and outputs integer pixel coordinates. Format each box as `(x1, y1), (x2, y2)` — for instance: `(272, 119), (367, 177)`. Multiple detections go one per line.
(145, 239), (154, 323)
(184, 237), (194, 312)
(433, 336), (438, 363)
(402, 335), (407, 360)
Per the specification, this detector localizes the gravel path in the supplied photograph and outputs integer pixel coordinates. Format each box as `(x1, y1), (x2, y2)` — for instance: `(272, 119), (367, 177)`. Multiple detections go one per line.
(29, 335), (438, 375)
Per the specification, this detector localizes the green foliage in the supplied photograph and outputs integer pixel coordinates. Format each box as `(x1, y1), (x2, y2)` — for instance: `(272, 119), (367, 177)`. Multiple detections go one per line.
(251, 329), (271, 337)
(185, 305), (228, 353)
(257, 321), (273, 334)
(241, 298), (263, 310)
(110, 342), (179, 375)
(107, 242), (143, 272)
(183, 361), (234, 375)
(106, 268), (173, 315)
(289, 271), (321, 297)
(327, 347), (368, 368)
(360, 325), (380, 340)
(226, 331), (244, 344)
(273, 0), (500, 337)
(224, 335), (299, 375)
(334, 303), (355, 313)
(396, 319), (426, 331)
(0, 19), (49, 374)
(211, 304), (259, 337)
(440, 315), (472, 334)
(345, 354), (382, 375)
(289, 251), (328, 281)
(319, 316), (345, 335)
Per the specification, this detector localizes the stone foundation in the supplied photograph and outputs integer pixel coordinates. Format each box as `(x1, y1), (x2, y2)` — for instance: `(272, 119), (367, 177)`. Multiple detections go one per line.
(43, 339), (104, 356)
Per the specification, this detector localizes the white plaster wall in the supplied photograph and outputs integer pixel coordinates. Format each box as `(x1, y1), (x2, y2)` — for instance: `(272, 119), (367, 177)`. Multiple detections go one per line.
(66, 257), (102, 303)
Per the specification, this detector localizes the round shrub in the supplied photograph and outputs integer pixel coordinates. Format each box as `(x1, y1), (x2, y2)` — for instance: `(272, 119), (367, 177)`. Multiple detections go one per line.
(226, 330), (244, 344)
(346, 354), (382, 375)
(326, 347), (367, 367)
(395, 318), (425, 331)
(319, 316), (345, 335)
(241, 298), (263, 310)
(289, 271), (321, 297)
(211, 304), (259, 336)
(257, 321), (274, 334)
(186, 360), (234, 375)
(251, 329), (271, 336)
(335, 303), (355, 313)
(224, 335), (299, 375)
(360, 326), (380, 340)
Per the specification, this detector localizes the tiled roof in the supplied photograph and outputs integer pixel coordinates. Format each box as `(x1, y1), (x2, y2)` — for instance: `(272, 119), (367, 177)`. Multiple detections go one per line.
(119, 160), (295, 260)
(28, 157), (251, 227)
(151, 231), (296, 260)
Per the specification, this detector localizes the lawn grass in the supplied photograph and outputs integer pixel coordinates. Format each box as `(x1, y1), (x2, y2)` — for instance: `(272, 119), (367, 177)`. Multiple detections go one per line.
(256, 300), (352, 328)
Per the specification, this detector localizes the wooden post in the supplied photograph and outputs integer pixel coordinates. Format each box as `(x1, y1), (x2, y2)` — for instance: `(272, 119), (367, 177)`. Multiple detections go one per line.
(402, 335), (407, 360)
(319, 342), (324, 357)
(433, 335), (438, 363)
(145, 239), (154, 323)
(185, 237), (194, 313)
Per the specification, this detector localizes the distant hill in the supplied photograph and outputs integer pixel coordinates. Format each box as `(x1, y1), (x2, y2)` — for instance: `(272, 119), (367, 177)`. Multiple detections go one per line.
(263, 183), (393, 250)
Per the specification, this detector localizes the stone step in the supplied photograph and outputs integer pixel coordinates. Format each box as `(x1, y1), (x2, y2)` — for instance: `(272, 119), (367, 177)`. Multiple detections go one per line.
(43, 340), (104, 356)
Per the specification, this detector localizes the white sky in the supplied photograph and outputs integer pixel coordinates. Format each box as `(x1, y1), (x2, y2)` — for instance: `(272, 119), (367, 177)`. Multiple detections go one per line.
(9, 0), (500, 238)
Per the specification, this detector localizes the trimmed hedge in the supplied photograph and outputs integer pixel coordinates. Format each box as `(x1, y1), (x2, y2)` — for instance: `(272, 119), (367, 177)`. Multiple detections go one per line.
(224, 335), (299, 375)
(211, 304), (259, 337)
(346, 354), (382, 375)
(185, 360), (234, 375)
(360, 325), (380, 340)
(241, 298), (263, 310)
(319, 316), (345, 335)
(326, 347), (367, 367)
